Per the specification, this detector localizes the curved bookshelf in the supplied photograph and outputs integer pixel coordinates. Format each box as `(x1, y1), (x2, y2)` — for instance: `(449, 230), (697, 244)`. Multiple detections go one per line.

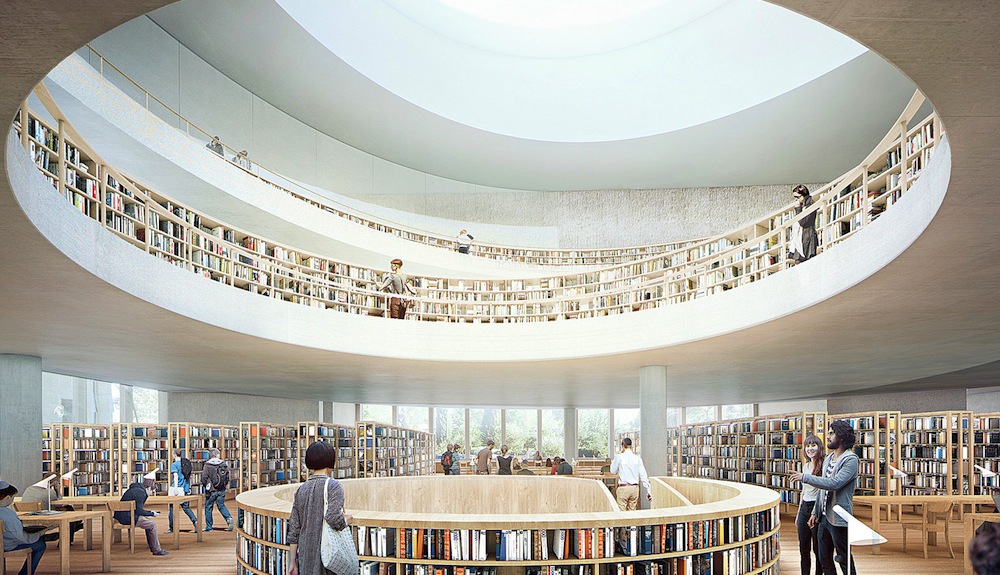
(235, 475), (781, 575)
(77, 44), (700, 268)
(14, 83), (940, 324)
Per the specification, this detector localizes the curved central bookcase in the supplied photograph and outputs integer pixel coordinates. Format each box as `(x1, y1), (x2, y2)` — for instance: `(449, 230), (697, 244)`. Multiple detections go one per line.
(236, 476), (780, 575)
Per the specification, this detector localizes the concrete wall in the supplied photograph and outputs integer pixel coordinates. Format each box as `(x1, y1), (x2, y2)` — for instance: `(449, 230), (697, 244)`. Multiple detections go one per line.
(167, 392), (323, 427)
(0, 355), (42, 493)
(758, 399), (828, 416)
(827, 389), (968, 416)
(968, 387), (1000, 413)
(84, 17), (795, 248)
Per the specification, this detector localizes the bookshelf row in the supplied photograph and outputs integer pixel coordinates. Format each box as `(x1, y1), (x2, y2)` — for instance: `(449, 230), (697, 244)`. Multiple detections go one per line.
(40, 420), (432, 496)
(17, 89), (940, 323)
(234, 477), (781, 575)
(652, 410), (988, 501)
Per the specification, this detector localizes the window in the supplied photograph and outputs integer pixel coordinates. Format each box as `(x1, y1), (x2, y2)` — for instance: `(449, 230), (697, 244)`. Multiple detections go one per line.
(360, 404), (392, 424)
(469, 408), (501, 453)
(132, 387), (158, 423)
(614, 409), (640, 435)
(685, 405), (717, 425)
(504, 409), (538, 458)
(540, 409), (564, 458)
(578, 409), (610, 458)
(665, 408), (682, 428)
(722, 404), (754, 420)
(396, 406), (430, 432)
(434, 407), (466, 455)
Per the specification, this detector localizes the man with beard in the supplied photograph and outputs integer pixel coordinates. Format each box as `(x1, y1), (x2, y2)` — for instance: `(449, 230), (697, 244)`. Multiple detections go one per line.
(791, 420), (859, 575)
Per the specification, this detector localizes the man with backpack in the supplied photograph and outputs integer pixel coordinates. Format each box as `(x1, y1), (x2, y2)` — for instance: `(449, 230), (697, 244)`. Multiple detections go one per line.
(202, 448), (234, 532)
(441, 445), (454, 475)
(166, 449), (199, 534)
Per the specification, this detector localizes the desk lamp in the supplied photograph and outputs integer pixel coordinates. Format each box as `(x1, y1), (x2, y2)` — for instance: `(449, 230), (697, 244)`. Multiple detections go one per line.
(833, 504), (887, 573)
(29, 474), (57, 511)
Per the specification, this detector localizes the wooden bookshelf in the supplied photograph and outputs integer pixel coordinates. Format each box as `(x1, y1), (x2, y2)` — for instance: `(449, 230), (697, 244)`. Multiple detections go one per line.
(16, 89), (942, 324)
(764, 412), (826, 507)
(50, 423), (112, 496)
(235, 476), (781, 575)
(715, 420), (742, 483)
(678, 424), (715, 480)
(825, 412), (899, 497)
(356, 421), (435, 478)
(168, 422), (240, 495)
(898, 411), (972, 495)
(240, 422), (299, 491)
(973, 413), (1000, 494)
(738, 416), (768, 489)
(111, 423), (169, 495)
(41, 426), (53, 476)
(296, 422), (355, 480)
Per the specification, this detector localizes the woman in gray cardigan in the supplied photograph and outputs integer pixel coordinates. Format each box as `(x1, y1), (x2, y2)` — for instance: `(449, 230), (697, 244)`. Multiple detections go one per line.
(288, 442), (352, 575)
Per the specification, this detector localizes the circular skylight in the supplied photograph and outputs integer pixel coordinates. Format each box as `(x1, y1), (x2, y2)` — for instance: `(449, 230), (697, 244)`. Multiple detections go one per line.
(276, 0), (866, 142)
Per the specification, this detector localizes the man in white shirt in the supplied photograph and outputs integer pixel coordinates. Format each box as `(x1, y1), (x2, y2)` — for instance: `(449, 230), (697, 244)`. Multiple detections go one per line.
(610, 437), (651, 510)
(456, 229), (474, 254)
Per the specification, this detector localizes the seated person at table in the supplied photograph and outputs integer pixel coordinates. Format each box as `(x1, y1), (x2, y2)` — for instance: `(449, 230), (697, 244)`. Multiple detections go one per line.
(0, 481), (46, 575)
(116, 477), (169, 556)
(557, 459), (574, 475)
(20, 476), (84, 542)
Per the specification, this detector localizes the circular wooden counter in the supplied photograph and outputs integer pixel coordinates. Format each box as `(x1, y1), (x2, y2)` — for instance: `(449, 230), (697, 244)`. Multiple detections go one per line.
(235, 476), (780, 575)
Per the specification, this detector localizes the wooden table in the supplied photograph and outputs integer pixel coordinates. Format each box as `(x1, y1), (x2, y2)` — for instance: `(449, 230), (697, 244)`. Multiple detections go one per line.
(963, 511), (1000, 574)
(63, 494), (204, 549)
(855, 495), (995, 555)
(18, 509), (111, 575)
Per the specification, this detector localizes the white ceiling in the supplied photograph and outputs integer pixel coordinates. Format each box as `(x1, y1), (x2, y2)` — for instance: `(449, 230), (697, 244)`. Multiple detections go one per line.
(145, 0), (919, 191)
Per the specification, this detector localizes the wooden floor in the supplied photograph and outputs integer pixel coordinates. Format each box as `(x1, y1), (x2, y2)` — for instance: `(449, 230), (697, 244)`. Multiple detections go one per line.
(14, 505), (972, 574)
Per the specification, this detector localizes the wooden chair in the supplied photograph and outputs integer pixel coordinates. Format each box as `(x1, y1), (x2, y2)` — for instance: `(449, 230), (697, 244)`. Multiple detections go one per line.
(106, 500), (137, 553)
(0, 520), (33, 575)
(11, 501), (41, 513)
(901, 500), (955, 559)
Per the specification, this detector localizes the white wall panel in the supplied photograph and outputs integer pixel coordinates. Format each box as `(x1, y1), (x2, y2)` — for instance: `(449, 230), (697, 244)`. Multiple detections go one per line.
(252, 94), (317, 180)
(177, 45), (253, 147)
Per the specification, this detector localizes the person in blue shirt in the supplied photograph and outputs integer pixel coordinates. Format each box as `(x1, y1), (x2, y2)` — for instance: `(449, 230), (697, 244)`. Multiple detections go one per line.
(0, 481), (46, 575)
(166, 450), (198, 534)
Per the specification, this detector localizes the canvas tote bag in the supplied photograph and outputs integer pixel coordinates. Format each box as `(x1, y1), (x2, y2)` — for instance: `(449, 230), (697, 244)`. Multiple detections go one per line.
(321, 477), (359, 575)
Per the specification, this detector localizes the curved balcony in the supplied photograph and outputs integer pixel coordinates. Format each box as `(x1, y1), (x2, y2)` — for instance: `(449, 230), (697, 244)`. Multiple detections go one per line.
(14, 82), (940, 325)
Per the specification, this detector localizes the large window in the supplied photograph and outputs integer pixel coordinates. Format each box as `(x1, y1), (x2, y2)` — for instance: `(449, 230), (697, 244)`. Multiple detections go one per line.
(504, 409), (538, 459)
(666, 408), (682, 428)
(360, 404), (392, 424)
(578, 409), (610, 459)
(614, 409), (640, 434)
(540, 409), (564, 458)
(469, 408), (501, 453)
(434, 408), (466, 456)
(396, 406), (430, 432)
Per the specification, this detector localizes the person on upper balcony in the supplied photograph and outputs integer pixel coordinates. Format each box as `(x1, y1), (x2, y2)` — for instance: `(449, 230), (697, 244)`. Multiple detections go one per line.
(456, 229), (474, 254)
(789, 184), (818, 263)
(376, 258), (417, 320)
(206, 136), (223, 156)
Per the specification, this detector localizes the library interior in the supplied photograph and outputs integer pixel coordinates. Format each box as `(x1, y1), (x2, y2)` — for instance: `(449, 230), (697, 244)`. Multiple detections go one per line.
(1, 1), (999, 575)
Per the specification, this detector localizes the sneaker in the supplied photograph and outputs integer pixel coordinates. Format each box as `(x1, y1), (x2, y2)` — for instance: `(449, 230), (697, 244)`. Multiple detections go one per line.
(152, 550), (170, 556)
(227, 519), (235, 532)
(204, 528), (213, 532)
(164, 529), (172, 535)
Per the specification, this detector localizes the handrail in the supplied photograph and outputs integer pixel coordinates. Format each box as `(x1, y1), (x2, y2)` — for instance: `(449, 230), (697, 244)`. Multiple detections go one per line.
(15, 81), (940, 323)
(78, 44), (702, 267)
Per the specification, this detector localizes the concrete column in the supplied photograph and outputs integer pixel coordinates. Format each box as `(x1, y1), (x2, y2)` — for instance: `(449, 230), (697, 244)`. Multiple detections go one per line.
(73, 378), (88, 422)
(119, 385), (134, 423)
(157, 391), (169, 425)
(537, 410), (543, 457)
(640, 366), (669, 476)
(0, 355), (43, 492)
(563, 408), (578, 460)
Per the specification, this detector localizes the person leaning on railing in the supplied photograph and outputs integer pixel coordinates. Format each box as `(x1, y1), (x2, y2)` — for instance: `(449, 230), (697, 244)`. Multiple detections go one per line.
(375, 258), (417, 320)
(789, 184), (818, 263)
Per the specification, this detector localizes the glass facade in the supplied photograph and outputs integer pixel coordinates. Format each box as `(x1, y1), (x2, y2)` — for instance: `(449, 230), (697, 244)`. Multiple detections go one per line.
(578, 409), (610, 458)
(540, 409), (564, 458)
(503, 409), (538, 458)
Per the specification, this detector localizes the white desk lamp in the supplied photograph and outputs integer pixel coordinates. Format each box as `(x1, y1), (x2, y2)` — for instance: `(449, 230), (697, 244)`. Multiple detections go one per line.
(29, 474), (57, 511)
(975, 464), (997, 490)
(60, 468), (77, 498)
(887, 464), (908, 479)
(834, 504), (887, 572)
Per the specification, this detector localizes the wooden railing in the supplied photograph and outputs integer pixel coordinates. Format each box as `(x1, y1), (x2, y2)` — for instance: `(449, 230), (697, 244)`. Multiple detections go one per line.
(15, 81), (939, 323)
(76, 44), (701, 267)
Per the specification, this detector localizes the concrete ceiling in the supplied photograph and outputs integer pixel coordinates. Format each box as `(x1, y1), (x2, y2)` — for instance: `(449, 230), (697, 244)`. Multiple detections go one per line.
(1, 0), (999, 408)
(143, 0), (920, 192)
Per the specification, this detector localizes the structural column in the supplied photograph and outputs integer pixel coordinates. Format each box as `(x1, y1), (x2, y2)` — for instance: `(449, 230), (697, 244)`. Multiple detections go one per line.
(0, 355), (43, 492)
(564, 408), (578, 460)
(640, 365), (670, 476)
